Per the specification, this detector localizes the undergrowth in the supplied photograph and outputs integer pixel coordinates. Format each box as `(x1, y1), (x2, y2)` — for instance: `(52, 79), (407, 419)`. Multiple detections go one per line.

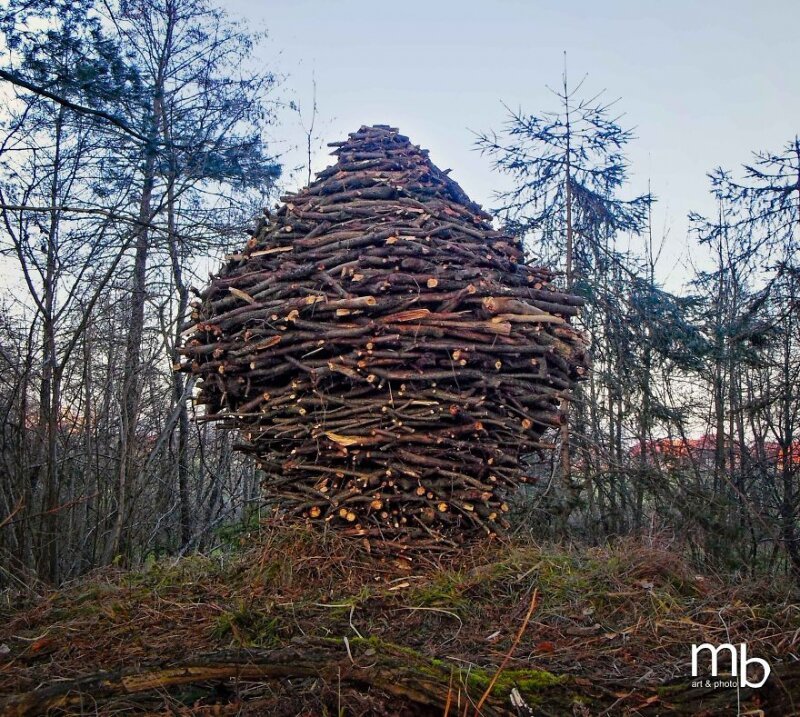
(1, 521), (798, 713)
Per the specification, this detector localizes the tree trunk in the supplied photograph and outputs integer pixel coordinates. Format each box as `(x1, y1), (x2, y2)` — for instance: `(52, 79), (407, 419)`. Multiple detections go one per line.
(558, 100), (576, 532)
(38, 107), (65, 583)
(161, 87), (192, 550)
(104, 157), (155, 564)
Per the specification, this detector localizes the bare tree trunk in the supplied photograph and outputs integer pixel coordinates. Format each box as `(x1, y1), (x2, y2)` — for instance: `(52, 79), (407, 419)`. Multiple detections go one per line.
(105, 157), (155, 564)
(105, 0), (177, 563)
(166, 190), (192, 549)
(38, 107), (65, 583)
(558, 79), (576, 530)
(159, 68), (192, 549)
(779, 300), (800, 575)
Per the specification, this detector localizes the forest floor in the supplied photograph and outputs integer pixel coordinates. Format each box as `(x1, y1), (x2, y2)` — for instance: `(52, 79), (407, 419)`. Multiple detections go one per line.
(1, 524), (799, 716)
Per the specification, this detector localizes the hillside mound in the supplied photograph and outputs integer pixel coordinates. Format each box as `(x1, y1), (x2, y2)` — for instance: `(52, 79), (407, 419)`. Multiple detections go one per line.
(1, 525), (799, 715)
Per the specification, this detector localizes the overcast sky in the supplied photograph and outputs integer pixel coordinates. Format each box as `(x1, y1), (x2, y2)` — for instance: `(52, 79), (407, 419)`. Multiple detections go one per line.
(228, 0), (798, 288)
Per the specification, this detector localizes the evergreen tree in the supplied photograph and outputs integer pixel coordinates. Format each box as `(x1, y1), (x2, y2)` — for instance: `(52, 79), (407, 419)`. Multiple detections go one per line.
(703, 137), (800, 267)
(475, 66), (651, 287)
(477, 65), (652, 529)
(689, 139), (800, 575)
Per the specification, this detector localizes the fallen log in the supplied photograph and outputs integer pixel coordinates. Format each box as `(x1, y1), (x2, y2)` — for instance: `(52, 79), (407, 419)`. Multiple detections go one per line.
(2, 637), (798, 717)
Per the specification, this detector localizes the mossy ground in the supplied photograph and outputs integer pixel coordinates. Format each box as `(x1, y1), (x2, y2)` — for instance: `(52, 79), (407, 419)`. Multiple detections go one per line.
(1, 522), (798, 714)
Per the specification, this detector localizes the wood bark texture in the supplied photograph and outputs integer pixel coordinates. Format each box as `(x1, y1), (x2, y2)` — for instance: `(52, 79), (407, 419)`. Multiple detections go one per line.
(179, 125), (589, 550)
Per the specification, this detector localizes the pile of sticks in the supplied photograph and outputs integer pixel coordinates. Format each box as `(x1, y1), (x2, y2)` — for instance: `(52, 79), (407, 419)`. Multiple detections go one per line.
(179, 125), (588, 551)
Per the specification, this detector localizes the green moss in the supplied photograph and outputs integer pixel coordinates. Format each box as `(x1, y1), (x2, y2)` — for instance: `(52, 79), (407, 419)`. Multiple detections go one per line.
(252, 558), (284, 584)
(656, 682), (688, 697)
(215, 506), (263, 548)
(212, 603), (281, 647)
(348, 636), (564, 702)
(406, 570), (467, 607)
(74, 583), (118, 604)
(463, 666), (565, 697)
(351, 635), (426, 659)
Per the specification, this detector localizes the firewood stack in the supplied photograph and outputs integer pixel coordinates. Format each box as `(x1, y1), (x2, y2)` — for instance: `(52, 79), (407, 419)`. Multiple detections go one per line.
(179, 125), (588, 551)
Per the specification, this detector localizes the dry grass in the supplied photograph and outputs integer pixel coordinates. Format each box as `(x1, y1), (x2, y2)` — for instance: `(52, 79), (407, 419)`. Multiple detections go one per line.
(1, 522), (798, 714)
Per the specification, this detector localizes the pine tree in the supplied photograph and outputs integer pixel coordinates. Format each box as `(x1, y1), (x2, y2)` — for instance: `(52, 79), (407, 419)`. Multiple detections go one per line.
(476, 63), (651, 528)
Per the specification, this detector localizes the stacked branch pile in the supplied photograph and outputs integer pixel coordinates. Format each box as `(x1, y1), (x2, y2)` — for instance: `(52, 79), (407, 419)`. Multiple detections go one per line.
(180, 125), (589, 550)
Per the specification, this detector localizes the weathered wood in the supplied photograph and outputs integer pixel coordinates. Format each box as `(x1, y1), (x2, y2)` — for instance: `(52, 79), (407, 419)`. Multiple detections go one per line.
(179, 125), (589, 550)
(2, 638), (798, 716)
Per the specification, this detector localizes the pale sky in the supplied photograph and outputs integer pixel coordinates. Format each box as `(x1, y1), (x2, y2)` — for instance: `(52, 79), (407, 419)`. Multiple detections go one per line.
(1, 1), (796, 294)
(231, 0), (799, 288)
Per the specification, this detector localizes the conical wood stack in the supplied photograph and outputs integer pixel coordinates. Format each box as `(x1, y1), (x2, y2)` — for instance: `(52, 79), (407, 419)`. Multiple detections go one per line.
(179, 125), (588, 551)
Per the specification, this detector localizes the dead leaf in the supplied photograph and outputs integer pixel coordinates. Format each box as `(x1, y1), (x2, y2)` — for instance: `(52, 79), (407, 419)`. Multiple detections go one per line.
(30, 637), (54, 654)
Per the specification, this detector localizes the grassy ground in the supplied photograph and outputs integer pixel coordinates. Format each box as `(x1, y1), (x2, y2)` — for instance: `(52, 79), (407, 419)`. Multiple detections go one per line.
(1, 523), (799, 715)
